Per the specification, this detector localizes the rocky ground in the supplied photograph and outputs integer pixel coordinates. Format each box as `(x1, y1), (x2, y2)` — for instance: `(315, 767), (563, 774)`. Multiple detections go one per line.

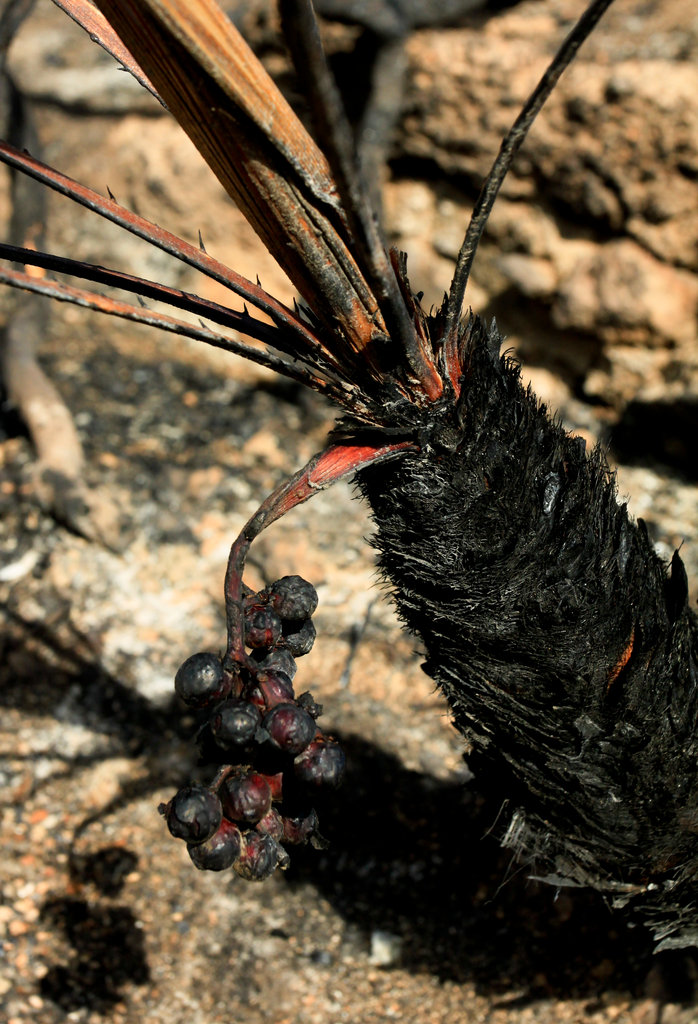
(1, 1), (698, 1022)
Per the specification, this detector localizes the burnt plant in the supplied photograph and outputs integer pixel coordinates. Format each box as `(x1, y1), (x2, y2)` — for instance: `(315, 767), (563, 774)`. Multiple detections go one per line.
(1, 0), (697, 949)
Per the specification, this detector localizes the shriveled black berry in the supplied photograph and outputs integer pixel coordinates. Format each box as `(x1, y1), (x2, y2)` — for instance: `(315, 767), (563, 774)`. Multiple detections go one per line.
(281, 807), (319, 845)
(268, 575), (318, 622)
(174, 652), (228, 708)
(297, 691), (323, 719)
(233, 831), (280, 881)
(244, 605), (283, 649)
(294, 738), (346, 789)
(187, 819), (242, 871)
(252, 647), (298, 680)
(162, 785), (222, 843)
(263, 702), (317, 754)
(210, 699), (261, 749)
(222, 770), (272, 825)
(256, 670), (294, 709)
(282, 618), (316, 657)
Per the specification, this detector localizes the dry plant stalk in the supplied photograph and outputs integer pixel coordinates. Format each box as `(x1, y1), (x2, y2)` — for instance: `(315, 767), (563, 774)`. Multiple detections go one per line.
(1, 0), (697, 949)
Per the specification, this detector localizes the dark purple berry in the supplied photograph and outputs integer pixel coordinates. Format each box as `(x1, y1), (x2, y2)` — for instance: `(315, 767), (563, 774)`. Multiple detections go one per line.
(222, 770), (272, 825)
(256, 807), (284, 841)
(244, 605), (282, 649)
(210, 699), (261, 748)
(252, 647), (298, 680)
(233, 831), (279, 881)
(294, 738), (346, 789)
(263, 703), (317, 754)
(174, 652), (228, 708)
(187, 819), (242, 871)
(162, 785), (222, 843)
(256, 670), (294, 709)
(281, 807), (319, 845)
(282, 618), (316, 657)
(268, 575), (318, 622)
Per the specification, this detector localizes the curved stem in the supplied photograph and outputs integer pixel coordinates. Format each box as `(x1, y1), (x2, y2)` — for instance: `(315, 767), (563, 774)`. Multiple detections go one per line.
(222, 439), (417, 675)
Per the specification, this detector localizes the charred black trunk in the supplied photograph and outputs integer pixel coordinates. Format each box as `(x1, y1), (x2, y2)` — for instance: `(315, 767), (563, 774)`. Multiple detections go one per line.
(358, 314), (698, 950)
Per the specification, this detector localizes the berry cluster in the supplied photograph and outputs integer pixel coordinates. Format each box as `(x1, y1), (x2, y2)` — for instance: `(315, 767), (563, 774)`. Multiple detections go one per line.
(159, 575), (345, 880)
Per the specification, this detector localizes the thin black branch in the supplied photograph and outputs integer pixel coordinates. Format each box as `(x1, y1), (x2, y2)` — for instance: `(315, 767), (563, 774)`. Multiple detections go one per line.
(444, 0), (616, 340)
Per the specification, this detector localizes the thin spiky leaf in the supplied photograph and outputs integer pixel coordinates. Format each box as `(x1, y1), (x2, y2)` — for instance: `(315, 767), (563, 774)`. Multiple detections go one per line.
(0, 140), (340, 375)
(0, 264), (340, 397)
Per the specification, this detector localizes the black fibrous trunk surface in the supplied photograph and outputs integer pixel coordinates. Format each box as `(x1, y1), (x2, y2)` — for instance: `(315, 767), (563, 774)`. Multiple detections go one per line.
(357, 314), (698, 951)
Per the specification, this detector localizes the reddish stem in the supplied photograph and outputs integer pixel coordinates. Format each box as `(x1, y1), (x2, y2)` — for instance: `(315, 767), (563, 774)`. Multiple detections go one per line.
(221, 439), (417, 676)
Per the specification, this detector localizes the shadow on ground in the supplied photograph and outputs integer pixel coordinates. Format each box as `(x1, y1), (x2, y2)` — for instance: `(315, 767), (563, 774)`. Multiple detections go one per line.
(288, 733), (698, 1002)
(3, 610), (698, 1012)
